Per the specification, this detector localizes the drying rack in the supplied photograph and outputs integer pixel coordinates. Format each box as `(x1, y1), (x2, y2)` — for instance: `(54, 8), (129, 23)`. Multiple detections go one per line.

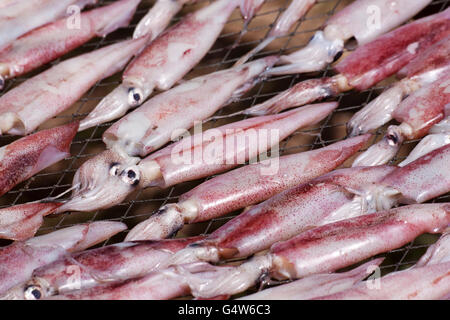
(0, 0), (449, 298)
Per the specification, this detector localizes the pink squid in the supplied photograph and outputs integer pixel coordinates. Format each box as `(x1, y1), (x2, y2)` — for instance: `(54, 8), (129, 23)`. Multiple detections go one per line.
(81, 0), (241, 131)
(0, 37), (147, 136)
(12, 236), (205, 300)
(317, 229), (450, 300)
(59, 102), (337, 213)
(269, 0), (432, 75)
(239, 0), (266, 22)
(0, 202), (62, 241)
(0, 220), (126, 298)
(348, 36), (450, 137)
(0, 121), (79, 197)
(243, 8), (450, 116)
(125, 134), (371, 241)
(47, 203), (450, 299)
(0, 0), (97, 50)
(128, 143), (450, 270)
(80, 56), (278, 139)
(235, 0), (317, 65)
(0, 0), (140, 89)
(352, 71), (450, 166)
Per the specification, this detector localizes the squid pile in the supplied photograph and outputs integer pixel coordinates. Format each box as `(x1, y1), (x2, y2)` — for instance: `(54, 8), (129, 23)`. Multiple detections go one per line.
(0, 0), (448, 302)
(0, 37), (147, 136)
(317, 229), (450, 299)
(0, 0), (140, 89)
(44, 203), (450, 299)
(268, 0), (432, 75)
(244, 8), (450, 116)
(59, 102), (337, 213)
(80, 0), (241, 131)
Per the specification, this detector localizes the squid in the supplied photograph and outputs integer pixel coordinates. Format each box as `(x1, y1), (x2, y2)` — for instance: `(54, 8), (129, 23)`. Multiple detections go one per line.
(13, 236), (205, 300)
(399, 115), (450, 167)
(243, 9), (450, 116)
(0, 37), (147, 136)
(268, 0), (432, 75)
(0, 221), (126, 298)
(58, 102), (337, 213)
(125, 134), (371, 241)
(0, 202), (62, 241)
(80, 56), (278, 139)
(81, 0), (241, 131)
(133, 0), (200, 40)
(348, 36), (450, 137)
(0, 0), (97, 50)
(352, 71), (450, 166)
(317, 230), (450, 300)
(123, 143), (450, 273)
(239, 258), (384, 300)
(0, 122), (79, 198)
(47, 203), (450, 299)
(0, 0), (140, 89)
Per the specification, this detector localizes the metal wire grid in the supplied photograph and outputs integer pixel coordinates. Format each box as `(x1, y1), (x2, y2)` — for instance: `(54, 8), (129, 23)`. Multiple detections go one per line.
(0, 0), (449, 296)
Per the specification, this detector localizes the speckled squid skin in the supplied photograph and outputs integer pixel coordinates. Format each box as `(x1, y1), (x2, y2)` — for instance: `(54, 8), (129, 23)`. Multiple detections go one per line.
(270, 203), (450, 280)
(204, 165), (395, 259)
(316, 262), (450, 300)
(123, 0), (239, 94)
(380, 144), (450, 204)
(141, 102), (337, 188)
(0, 122), (79, 197)
(0, 37), (147, 136)
(335, 8), (450, 90)
(392, 73), (450, 140)
(0, 202), (62, 241)
(180, 135), (371, 223)
(0, 0), (97, 50)
(0, 221), (126, 297)
(325, 0), (432, 45)
(103, 56), (279, 157)
(22, 236), (205, 299)
(0, 0), (139, 82)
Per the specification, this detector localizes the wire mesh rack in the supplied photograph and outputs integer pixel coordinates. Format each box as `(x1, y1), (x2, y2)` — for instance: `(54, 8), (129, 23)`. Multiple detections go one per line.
(0, 0), (449, 298)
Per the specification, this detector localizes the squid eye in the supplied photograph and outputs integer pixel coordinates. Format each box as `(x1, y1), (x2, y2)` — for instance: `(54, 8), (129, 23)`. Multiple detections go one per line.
(128, 88), (143, 106)
(109, 163), (121, 176)
(24, 285), (43, 300)
(121, 167), (140, 186)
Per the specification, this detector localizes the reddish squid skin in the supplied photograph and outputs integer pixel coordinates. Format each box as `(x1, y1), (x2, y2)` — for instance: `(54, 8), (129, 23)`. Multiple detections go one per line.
(392, 73), (450, 139)
(240, 0), (265, 21)
(0, 202), (63, 241)
(203, 165), (395, 259)
(0, 0), (139, 80)
(25, 236), (205, 299)
(123, 0), (239, 92)
(316, 262), (450, 300)
(180, 134), (371, 223)
(0, 221), (126, 297)
(270, 203), (450, 280)
(335, 8), (450, 90)
(0, 122), (79, 197)
(142, 102), (337, 188)
(380, 144), (450, 204)
(397, 36), (450, 79)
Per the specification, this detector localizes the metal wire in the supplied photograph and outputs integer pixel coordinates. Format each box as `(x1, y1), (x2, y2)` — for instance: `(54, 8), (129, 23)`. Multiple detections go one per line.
(0, 0), (449, 297)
